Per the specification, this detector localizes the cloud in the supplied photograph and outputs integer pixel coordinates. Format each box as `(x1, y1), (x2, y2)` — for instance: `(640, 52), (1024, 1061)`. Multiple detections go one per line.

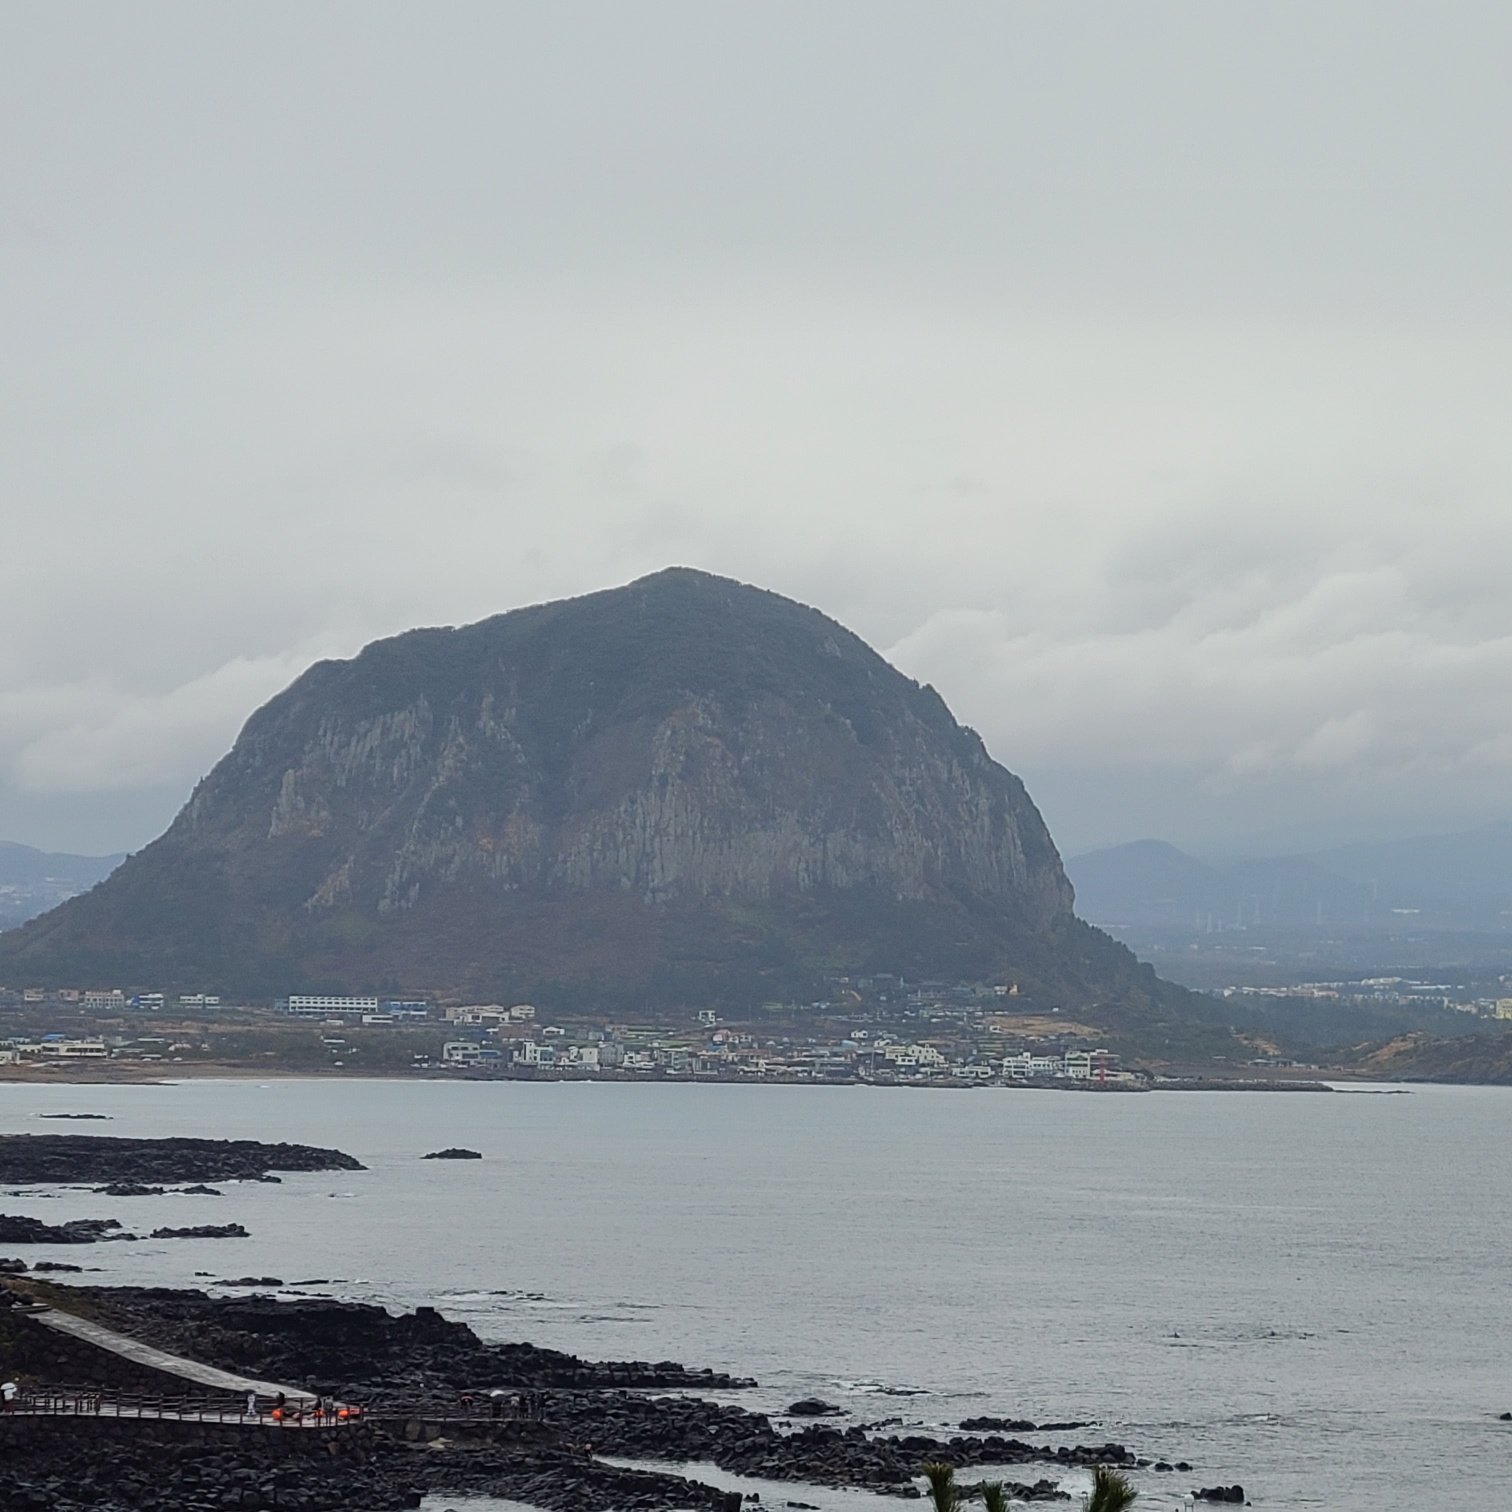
(5, 287), (1512, 854)
(4, 654), (316, 797)
(4, 5), (1512, 855)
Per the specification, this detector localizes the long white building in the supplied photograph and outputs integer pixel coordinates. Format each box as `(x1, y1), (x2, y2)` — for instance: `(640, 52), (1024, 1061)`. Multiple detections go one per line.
(283, 994), (380, 1018)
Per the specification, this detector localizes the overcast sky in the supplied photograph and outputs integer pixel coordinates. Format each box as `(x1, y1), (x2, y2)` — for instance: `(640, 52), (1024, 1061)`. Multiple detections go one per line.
(4, 2), (1512, 859)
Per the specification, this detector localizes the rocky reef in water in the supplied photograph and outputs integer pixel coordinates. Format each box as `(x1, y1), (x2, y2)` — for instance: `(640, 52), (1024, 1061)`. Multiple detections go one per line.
(0, 1135), (364, 1186)
(0, 1216), (131, 1244)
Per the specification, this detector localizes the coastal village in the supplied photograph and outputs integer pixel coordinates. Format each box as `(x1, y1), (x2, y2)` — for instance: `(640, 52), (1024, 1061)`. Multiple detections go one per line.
(10, 970), (1510, 1085)
(0, 974), (1366, 1091)
(0, 979), (1166, 1085)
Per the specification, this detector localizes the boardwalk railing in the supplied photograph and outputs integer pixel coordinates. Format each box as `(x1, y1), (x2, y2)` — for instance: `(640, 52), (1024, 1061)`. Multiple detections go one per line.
(2, 1386), (358, 1428)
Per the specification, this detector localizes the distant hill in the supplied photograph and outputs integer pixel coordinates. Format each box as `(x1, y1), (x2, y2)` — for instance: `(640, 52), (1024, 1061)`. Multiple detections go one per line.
(0, 842), (124, 930)
(1313, 823), (1512, 923)
(1068, 824), (1512, 937)
(0, 569), (1192, 1027)
(1359, 1027), (1512, 1085)
(1066, 839), (1372, 931)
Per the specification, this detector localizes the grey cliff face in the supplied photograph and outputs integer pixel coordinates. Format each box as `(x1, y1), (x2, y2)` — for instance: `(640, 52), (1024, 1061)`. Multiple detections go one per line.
(171, 571), (1073, 931)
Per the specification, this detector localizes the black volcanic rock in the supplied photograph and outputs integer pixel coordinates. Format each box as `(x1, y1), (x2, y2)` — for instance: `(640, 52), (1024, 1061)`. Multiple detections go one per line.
(45, 1287), (755, 1392)
(1, 1285), (1178, 1511)
(149, 1223), (249, 1239)
(0, 1215), (128, 1244)
(0, 569), (1184, 1013)
(0, 1136), (363, 1186)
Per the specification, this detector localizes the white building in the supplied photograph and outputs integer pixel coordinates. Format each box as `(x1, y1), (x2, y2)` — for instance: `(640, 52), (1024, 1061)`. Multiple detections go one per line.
(30, 1039), (109, 1059)
(82, 989), (126, 1011)
(284, 995), (380, 1018)
(1001, 1051), (1063, 1080)
(881, 1043), (945, 1069)
(449, 1005), (507, 1026)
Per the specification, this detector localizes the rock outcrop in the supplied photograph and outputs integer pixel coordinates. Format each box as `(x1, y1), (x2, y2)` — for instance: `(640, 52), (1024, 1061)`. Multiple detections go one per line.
(0, 1137), (363, 1187)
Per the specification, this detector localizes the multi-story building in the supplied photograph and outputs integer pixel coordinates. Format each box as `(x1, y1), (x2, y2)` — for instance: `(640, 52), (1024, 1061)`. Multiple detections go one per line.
(514, 1041), (557, 1067)
(19, 1037), (108, 1059)
(283, 995), (380, 1018)
(448, 1005), (507, 1026)
(881, 1042), (945, 1070)
(1001, 1051), (1064, 1080)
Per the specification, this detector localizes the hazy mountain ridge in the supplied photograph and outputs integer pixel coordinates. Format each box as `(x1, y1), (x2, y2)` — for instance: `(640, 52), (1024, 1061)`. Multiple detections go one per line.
(0, 841), (124, 929)
(1, 570), (1183, 1020)
(1068, 827), (1512, 935)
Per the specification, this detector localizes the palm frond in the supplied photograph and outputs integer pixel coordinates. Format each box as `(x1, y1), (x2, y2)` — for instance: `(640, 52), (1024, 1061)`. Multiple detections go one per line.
(922, 1461), (958, 1512)
(980, 1481), (1009, 1512)
(1083, 1464), (1137, 1512)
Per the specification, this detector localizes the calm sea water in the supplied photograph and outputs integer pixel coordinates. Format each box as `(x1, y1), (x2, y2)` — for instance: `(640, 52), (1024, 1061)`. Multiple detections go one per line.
(1, 1077), (1508, 1511)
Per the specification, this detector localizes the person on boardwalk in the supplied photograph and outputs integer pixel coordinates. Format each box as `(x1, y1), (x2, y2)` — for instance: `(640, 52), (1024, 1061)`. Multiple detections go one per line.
(246, 1391), (257, 1418)
(1, 1381), (17, 1412)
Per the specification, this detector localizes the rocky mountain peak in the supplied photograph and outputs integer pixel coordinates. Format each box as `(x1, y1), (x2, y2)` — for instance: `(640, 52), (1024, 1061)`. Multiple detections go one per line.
(2, 570), (1139, 1009)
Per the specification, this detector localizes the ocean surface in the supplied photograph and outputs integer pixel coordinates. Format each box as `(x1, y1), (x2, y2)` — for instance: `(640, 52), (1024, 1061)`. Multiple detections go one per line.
(0, 1077), (1507, 1511)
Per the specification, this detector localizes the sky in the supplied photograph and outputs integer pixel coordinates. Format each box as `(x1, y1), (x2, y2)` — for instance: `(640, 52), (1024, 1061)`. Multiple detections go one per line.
(3, 1), (1512, 860)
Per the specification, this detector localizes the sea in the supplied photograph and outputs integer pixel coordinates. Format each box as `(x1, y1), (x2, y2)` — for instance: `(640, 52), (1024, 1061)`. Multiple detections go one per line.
(0, 1077), (1507, 1511)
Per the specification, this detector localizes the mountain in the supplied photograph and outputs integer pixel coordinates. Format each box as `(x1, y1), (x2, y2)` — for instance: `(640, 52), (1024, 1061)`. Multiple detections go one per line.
(0, 842), (125, 930)
(1313, 823), (1512, 924)
(1067, 839), (1372, 931)
(1069, 825), (1512, 939)
(0, 569), (1185, 1019)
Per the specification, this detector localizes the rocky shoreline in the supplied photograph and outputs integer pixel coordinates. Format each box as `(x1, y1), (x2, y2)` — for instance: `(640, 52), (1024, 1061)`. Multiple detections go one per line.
(0, 1284), (1190, 1512)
